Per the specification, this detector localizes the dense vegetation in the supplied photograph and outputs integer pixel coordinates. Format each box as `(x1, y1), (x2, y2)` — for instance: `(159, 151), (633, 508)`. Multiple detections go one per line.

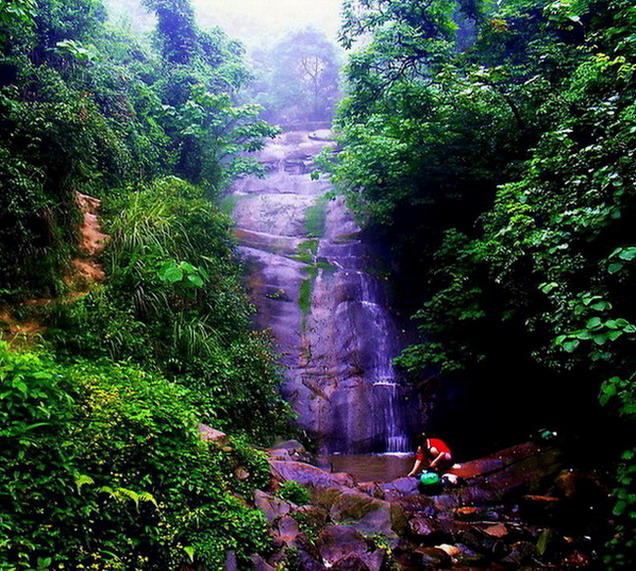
(325, 0), (634, 564)
(2, 0), (634, 567)
(0, 0), (289, 568)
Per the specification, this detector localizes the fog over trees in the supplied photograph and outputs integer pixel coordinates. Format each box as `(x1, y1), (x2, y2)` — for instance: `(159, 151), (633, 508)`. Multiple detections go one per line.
(105, 0), (342, 46)
(105, 0), (344, 124)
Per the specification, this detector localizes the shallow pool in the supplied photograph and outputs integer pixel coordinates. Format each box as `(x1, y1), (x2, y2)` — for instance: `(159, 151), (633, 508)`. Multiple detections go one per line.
(317, 453), (415, 483)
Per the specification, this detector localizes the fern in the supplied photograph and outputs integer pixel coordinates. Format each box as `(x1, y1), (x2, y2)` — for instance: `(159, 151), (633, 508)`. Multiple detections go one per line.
(74, 474), (94, 494)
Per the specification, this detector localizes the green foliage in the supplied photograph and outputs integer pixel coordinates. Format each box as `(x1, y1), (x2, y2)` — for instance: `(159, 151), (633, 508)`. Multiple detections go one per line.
(45, 177), (291, 441)
(0, 0), (276, 296)
(0, 0), (36, 44)
(298, 278), (313, 317)
(1, 2), (293, 565)
(0, 342), (273, 570)
(304, 197), (327, 238)
(330, 0), (635, 560)
(604, 447), (636, 568)
(142, 0), (198, 64)
(276, 481), (310, 506)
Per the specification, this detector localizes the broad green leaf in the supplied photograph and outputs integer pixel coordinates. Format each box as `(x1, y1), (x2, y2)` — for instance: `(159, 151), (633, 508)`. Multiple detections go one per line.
(618, 248), (636, 261)
(593, 332), (608, 345)
(563, 339), (579, 352)
(75, 474), (95, 493)
(180, 262), (196, 273)
(187, 274), (204, 288)
(613, 500), (627, 516)
(573, 330), (592, 340)
(539, 282), (559, 293)
(608, 262), (623, 274)
(161, 265), (183, 283)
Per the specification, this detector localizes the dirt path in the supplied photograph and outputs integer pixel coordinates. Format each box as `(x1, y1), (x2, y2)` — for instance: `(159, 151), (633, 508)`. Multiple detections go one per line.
(0, 191), (109, 345)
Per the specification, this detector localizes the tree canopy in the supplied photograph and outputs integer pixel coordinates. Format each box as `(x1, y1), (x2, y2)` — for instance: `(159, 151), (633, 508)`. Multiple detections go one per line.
(326, 1), (635, 564)
(0, 1), (288, 568)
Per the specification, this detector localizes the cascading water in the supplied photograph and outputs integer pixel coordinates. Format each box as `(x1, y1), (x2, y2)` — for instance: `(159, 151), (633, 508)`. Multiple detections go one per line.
(231, 129), (421, 454)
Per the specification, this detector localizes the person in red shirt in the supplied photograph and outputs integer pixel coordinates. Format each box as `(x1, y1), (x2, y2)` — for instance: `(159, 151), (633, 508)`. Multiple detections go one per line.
(407, 433), (453, 477)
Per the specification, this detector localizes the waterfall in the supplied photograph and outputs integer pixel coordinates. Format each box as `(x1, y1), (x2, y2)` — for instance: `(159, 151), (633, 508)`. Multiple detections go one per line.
(231, 129), (420, 454)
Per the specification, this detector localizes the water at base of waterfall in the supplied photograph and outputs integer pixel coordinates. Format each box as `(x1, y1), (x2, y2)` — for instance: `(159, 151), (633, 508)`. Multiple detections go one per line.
(317, 453), (415, 483)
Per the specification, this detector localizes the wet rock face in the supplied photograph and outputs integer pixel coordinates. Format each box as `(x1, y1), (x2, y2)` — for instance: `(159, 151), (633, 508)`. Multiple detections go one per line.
(258, 441), (609, 569)
(231, 130), (421, 453)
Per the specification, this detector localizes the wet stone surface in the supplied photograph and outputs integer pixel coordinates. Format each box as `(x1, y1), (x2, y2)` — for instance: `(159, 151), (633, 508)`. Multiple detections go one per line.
(230, 129), (421, 453)
(250, 440), (610, 570)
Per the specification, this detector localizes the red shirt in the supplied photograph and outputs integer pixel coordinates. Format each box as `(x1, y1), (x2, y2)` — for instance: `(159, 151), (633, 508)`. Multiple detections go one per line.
(416, 438), (451, 461)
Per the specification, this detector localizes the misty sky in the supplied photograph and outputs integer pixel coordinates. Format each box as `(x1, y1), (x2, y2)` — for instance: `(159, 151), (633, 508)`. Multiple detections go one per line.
(106, 0), (344, 48)
(193, 0), (343, 45)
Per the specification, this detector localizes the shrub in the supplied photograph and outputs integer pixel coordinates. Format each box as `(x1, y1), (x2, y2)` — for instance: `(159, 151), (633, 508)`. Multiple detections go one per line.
(277, 481), (310, 506)
(0, 342), (274, 570)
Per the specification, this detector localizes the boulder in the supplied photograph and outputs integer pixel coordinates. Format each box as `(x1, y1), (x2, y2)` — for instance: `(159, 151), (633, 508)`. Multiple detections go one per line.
(451, 444), (535, 479)
(331, 555), (372, 571)
(551, 469), (609, 534)
(450, 503), (505, 521)
(198, 424), (230, 446)
(435, 544), (461, 557)
(379, 477), (419, 498)
(453, 544), (487, 565)
(520, 494), (561, 524)
(407, 515), (449, 544)
(329, 489), (398, 544)
(317, 525), (385, 571)
(275, 515), (300, 546)
(310, 486), (345, 511)
(268, 448), (292, 461)
(452, 506), (482, 519)
(250, 554), (276, 571)
(484, 523), (510, 539)
(272, 439), (306, 451)
(413, 546), (452, 568)
(223, 551), (237, 571)
(500, 540), (537, 566)
(294, 504), (329, 529)
(270, 460), (355, 489)
(270, 439), (314, 462)
(290, 547), (327, 571)
(358, 481), (384, 498)
(394, 494), (437, 517)
(469, 446), (563, 500)
(458, 527), (509, 559)
(254, 490), (293, 523)
(553, 469), (606, 503)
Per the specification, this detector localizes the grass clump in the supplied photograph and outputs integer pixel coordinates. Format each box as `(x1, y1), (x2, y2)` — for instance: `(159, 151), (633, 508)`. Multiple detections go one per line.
(303, 197), (327, 238)
(277, 481), (310, 506)
(298, 239), (319, 255)
(299, 278), (313, 316)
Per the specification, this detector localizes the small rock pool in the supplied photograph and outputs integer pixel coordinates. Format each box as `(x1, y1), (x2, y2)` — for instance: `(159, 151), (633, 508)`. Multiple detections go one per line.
(317, 453), (415, 483)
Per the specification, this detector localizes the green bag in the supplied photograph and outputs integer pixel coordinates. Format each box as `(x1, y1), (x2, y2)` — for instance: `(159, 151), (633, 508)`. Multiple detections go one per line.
(419, 471), (440, 486)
